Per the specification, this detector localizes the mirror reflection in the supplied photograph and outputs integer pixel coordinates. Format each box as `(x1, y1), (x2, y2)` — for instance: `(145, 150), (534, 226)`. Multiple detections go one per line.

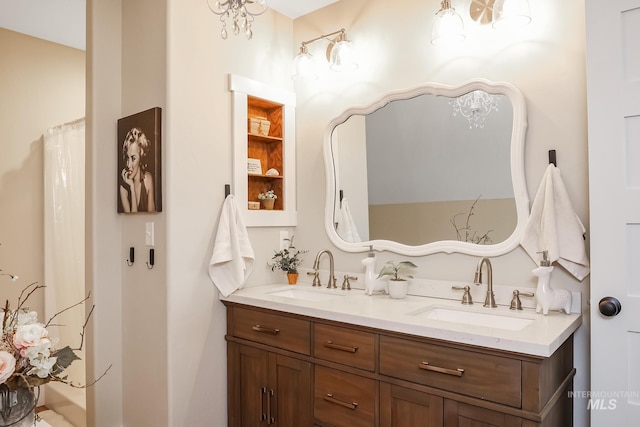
(333, 91), (514, 246)
(324, 80), (529, 256)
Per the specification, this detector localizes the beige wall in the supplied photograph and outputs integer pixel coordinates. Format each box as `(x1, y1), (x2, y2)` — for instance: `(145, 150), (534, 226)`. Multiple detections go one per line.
(369, 198), (517, 245)
(88, 0), (296, 425)
(291, 0), (590, 425)
(0, 28), (84, 341)
(85, 0), (590, 425)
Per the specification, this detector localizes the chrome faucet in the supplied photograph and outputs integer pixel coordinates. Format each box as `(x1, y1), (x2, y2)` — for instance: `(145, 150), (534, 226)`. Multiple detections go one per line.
(311, 249), (337, 289)
(474, 257), (497, 308)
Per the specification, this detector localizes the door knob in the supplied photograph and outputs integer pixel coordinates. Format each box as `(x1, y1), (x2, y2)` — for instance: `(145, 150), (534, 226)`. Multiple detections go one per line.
(598, 297), (622, 317)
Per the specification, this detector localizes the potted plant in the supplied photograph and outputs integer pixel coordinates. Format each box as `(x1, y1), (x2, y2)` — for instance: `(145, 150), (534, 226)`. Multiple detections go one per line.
(258, 189), (277, 210)
(268, 236), (308, 284)
(377, 260), (418, 299)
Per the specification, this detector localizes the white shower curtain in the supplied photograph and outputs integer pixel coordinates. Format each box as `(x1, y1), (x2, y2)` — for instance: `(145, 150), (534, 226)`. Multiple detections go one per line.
(43, 118), (86, 400)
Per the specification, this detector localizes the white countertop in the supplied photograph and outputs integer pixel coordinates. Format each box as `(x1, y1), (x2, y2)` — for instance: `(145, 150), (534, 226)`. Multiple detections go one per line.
(220, 282), (582, 358)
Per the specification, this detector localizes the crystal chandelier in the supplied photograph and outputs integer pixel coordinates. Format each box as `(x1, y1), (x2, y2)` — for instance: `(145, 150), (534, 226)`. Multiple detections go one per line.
(450, 91), (500, 129)
(207, 0), (268, 40)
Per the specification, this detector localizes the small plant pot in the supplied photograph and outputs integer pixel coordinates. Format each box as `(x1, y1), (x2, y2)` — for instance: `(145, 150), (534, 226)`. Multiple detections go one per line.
(388, 280), (408, 299)
(287, 273), (298, 285)
(261, 198), (275, 210)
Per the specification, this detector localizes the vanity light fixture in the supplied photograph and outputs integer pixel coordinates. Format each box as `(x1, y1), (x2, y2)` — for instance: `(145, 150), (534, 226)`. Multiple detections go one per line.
(292, 28), (358, 80)
(207, 0), (268, 40)
(491, 0), (531, 30)
(450, 90), (500, 129)
(431, 0), (466, 45)
(292, 44), (318, 81)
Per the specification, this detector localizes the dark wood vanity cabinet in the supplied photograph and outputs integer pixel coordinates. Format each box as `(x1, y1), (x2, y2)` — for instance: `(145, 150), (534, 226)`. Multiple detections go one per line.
(225, 303), (575, 427)
(227, 307), (313, 427)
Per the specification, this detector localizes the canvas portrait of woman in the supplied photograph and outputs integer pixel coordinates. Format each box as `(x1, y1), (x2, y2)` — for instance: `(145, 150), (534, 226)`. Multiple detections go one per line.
(117, 107), (162, 213)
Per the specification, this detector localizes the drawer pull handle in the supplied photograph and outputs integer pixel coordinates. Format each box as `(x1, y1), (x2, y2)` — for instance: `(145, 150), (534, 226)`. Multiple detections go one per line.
(260, 387), (267, 422)
(324, 393), (359, 410)
(252, 325), (280, 335)
(266, 388), (275, 425)
(324, 341), (359, 353)
(419, 362), (465, 377)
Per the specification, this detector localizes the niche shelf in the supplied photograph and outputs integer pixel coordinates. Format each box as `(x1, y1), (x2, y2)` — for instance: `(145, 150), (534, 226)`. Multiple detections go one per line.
(229, 74), (297, 226)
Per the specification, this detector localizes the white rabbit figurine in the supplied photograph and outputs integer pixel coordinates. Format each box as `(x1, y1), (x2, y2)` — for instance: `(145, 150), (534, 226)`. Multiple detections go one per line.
(362, 253), (388, 295)
(534, 251), (572, 315)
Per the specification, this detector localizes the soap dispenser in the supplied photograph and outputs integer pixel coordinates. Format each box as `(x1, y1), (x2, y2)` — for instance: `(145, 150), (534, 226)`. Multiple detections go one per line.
(534, 250), (572, 315)
(362, 246), (388, 295)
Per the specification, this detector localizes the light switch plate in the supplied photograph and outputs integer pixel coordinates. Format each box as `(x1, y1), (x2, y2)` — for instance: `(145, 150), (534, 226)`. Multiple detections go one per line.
(145, 222), (155, 246)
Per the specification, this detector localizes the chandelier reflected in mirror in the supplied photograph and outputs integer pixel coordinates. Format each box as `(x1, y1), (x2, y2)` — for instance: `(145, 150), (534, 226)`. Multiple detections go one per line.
(207, 0), (268, 40)
(450, 91), (500, 129)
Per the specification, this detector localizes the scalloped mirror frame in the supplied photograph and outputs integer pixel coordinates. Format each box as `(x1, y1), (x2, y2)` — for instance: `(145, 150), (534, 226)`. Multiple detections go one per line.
(323, 79), (529, 256)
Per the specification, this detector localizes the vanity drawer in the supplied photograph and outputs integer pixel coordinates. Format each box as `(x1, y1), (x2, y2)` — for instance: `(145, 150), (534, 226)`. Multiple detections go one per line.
(314, 323), (376, 371)
(231, 307), (311, 355)
(379, 335), (521, 408)
(314, 365), (377, 427)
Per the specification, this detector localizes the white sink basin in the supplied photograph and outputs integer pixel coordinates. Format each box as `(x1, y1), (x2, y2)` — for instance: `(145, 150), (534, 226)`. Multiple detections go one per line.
(267, 287), (345, 302)
(408, 306), (535, 331)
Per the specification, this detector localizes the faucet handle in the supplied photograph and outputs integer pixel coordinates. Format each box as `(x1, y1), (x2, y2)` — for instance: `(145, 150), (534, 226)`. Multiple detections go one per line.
(510, 290), (534, 310)
(342, 275), (357, 290)
(452, 285), (473, 305)
(307, 270), (320, 287)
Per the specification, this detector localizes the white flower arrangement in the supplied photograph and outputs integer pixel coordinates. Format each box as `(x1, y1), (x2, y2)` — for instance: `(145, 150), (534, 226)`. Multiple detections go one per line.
(258, 189), (277, 200)
(0, 264), (110, 392)
(0, 283), (86, 390)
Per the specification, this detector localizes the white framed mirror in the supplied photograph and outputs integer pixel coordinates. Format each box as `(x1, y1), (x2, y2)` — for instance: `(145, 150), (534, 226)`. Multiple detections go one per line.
(323, 79), (529, 256)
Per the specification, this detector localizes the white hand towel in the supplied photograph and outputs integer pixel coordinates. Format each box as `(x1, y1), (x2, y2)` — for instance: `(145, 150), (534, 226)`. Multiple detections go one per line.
(521, 164), (590, 280)
(336, 197), (362, 243)
(209, 195), (255, 296)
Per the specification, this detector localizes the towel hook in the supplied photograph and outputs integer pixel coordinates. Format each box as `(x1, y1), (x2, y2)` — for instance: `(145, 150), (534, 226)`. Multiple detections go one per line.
(224, 184), (231, 198)
(548, 150), (557, 166)
(126, 247), (135, 266)
(146, 248), (155, 269)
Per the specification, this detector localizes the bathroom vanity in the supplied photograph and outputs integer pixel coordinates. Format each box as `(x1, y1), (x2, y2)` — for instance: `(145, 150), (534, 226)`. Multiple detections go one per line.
(222, 284), (581, 427)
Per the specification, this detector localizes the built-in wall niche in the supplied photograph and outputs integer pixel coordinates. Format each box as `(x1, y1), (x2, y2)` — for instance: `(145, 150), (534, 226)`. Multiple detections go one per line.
(229, 74), (297, 226)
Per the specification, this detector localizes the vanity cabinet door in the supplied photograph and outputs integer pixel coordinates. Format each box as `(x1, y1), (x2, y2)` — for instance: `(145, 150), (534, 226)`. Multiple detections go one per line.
(272, 353), (313, 427)
(228, 343), (312, 427)
(380, 383), (443, 427)
(229, 344), (270, 427)
(443, 400), (522, 427)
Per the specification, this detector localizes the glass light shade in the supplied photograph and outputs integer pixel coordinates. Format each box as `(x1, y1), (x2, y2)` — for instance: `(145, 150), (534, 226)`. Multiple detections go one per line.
(292, 50), (318, 81)
(431, 8), (465, 45)
(492, 0), (531, 30)
(329, 40), (358, 72)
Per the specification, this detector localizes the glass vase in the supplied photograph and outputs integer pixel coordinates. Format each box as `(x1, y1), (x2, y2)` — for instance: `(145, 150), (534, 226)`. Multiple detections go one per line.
(0, 385), (37, 427)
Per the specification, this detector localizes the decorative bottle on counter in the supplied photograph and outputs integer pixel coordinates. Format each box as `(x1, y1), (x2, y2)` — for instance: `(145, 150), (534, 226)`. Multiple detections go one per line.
(534, 250), (572, 315)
